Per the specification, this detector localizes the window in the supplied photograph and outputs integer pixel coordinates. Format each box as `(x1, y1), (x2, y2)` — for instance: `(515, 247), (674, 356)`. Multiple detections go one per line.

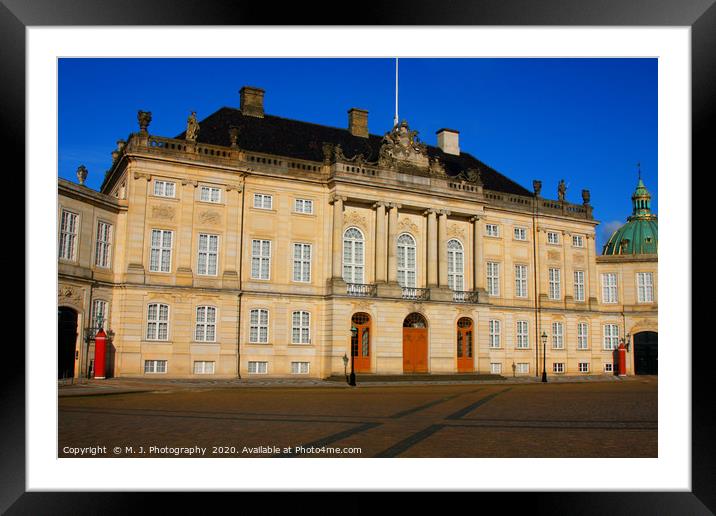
(153, 180), (176, 198)
(486, 224), (500, 237)
(193, 361), (215, 374)
(548, 268), (561, 300)
(92, 300), (109, 331)
(516, 320), (529, 349)
(251, 239), (271, 280)
(249, 309), (269, 343)
(515, 264), (528, 298)
(95, 221), (113, 268)
(604, 363), (614, 373)
(603, 324), (619, 350)
(573, 270), (585, 302)
(59, 210), (79, 260)
(291, 311), (311, 344)
(579, 361), (590, 373)
(489, 320), (501, 348)
(637, 272), (654, 302)
(552, 362), (565, 374)
(343, 228), (365, 283)
(552, 322), (564, 349)
(572, 235), (584, 247)
(248, 361), (268, 374)
(397, 234), (417, 288)
(516, 363), (529, 374)
(447, 239), (464, 291)
(293, 243), (312, 282)
(253, 193), (273, 210)
(577, 322), (589, 350)
(294, 199), (313, 214)
(547, 231), (560, 244)
(144, 360), (167, 374)
(490, 363), (503, 374)
(514, 227), (527, 241)
(291, 361), (310, 374)
(146, 303), (169, 341)
(197, 234), (219, 276)
(487, 262), (500, 297)
(195, 306), (217, 342)
(601, 273), (618, 304)
(150, 229), (173, 273)
(200, 185), (221, 203)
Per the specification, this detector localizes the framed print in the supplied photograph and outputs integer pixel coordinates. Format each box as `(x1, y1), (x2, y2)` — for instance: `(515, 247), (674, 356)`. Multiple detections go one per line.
(7, 0), (713, 513)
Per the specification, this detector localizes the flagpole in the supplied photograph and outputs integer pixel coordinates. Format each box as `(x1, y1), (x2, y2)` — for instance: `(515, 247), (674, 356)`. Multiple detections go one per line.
(394, 57), (399, 127)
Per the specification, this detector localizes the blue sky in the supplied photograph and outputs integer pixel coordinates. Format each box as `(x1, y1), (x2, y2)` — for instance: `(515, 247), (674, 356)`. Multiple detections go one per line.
(58, 58), (657, 249)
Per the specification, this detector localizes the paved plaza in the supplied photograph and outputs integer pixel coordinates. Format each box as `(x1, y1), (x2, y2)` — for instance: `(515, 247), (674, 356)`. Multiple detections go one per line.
(58, 377), (657, 458)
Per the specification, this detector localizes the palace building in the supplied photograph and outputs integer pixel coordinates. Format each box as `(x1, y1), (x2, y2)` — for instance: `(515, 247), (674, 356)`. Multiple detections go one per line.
(57, 86), (658, 380)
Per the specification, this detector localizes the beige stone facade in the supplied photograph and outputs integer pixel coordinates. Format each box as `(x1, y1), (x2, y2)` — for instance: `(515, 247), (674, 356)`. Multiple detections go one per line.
(57, 90), (657, 379)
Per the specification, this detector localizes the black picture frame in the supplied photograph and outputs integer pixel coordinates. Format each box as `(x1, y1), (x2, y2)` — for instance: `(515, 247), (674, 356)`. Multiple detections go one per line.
(6, 1), (710, 513)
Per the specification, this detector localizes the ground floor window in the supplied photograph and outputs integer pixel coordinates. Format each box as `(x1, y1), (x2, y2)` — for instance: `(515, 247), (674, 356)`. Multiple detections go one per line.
(291, 361), (310, 374)
(193, 361), (215, 374)
(490, 362), (502, 374)
(552, 362), (565, 374)
(578, 361), (590, 373)
(516, 362), (529, 374)
(144, 360), (167, 374)
(248, 361), (268, 374)
(604, 363), (614, 373)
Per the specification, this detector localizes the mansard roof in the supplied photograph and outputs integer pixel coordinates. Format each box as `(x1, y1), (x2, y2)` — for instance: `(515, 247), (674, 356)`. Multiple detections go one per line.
(177, 107), (532, 197)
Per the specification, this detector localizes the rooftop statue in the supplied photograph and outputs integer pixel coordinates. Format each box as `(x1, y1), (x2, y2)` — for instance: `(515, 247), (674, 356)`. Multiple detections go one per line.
(379, 120), (430, 169)
(186, 111), (200, 141)
(557, 179), (567, 202)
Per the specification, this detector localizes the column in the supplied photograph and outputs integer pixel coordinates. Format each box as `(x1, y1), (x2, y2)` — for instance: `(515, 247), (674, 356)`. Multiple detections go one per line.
(330, 195), (346, 280)
(125, 171), (150, 281)
(373, 201), (388, 283)
(387, 203), (401, 283)
(470, 215), (483, 290)
(176, 179), (198, 279)
(438, 209), (450, 287)
(222, 183), (243, 288)
(424, 209), (438, 287)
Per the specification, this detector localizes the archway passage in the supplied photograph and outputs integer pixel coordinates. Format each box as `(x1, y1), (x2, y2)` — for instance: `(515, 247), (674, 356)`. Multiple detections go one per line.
(634, 331), (658, 375)
(58, 307), (78, 380)
(403, 313), (428, 373)
(456, 317), (474, 372)
(351, 313), (371, 373)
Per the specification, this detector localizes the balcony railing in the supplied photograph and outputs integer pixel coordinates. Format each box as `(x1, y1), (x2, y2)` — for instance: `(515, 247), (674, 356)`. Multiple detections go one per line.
(453, 290), (480, 303)
(346, 283), (377, 297)
(402, 287), (430, 301)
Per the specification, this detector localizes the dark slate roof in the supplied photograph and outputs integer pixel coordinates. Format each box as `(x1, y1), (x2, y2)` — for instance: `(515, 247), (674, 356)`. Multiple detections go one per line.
(178, 107), (533, 197)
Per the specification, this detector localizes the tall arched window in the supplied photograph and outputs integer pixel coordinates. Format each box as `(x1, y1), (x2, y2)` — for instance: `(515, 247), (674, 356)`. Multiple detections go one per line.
(397, 233), (416, 287)
(447, 239), (464, 291)
(343, 227), (364, 283)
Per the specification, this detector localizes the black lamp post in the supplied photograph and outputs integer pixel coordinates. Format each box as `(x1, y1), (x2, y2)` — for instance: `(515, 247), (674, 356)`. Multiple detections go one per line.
(349, 325), (357, 386)
(541, 331), (548, 383)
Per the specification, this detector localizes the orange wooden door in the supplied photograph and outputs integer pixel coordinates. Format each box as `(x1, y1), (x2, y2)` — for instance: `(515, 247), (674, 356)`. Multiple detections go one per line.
(403, 328), (428, 373)
(351, 314), (371, 373)
(456, 320), (474, 373)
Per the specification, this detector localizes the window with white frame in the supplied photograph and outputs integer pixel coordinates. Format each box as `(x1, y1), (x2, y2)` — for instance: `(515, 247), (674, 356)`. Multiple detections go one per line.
(573, 270), (585, 302)
(291, 361), (310, 374)
(601, 273), (618, 303)
(251, 239), (271, 280)
(253, 193), (273, 210)
(195, 306), (217, 342)
(516, 320), (529, 349)
(447, 239), (464, 291)
(291, 311), (311, 344)
(516, 363), (529, 374)
(59, 210), (79, 261)
(603, 324), (619, 350)
(552, 322), (564, 349)
(572, 235), (584, 247)
(292, 243), (312, 282)
(95, 221), (113, 268)
(144, 360), (167, 374)
(514, 227), (527, 241)
(200, 185), (221, 203)
(515, 264), (528, 298)
(547, 231), (560, 244)
(486, 224), (500, 237)
(604, 363), (614, 373)
(146, 303), (169, 341)
(552, 362), (565, 373)
(249, 309), (269, 343)
(487, 262), (500, 297)
(197, 234), (219, 276)
(548, 268), (561, 300)
(577, 322), (589, 350)
(637, 272), (654, 302)
(489, 320), (501, 348)
(343, 228), (365, 283)
(578, 361), (590, 373)
(92, 299), (109, 331)
(153, 180), (176, 198)
(294, 199), (313, 214)
(248, 361), (268, 374)
(193, 361), (215, 374)
(149, 229), (173, 273)
(397, 233), (417, 288)
(490, 362), (503, 374)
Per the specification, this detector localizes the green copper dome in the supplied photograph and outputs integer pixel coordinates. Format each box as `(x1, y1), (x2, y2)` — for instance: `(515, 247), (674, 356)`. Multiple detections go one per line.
(602, 177), (658, 256)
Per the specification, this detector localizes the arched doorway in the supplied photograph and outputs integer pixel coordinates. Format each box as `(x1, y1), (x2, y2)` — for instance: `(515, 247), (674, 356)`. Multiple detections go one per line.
(456, 317), (474, 372)
(634, 331), (658, 375)
(351, 313), (371, 373)
(58, 307), (78, 380)
(403, 313), (428, 373)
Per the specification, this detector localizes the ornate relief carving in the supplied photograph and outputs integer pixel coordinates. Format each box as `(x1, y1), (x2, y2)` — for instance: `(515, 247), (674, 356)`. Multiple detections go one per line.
(378, 120), (430, 169)
(58, 285), (84, 310)
(352, 301), (373, 313)
(344, 210), (368, 230)
(447, 224), (465, 239)
(547, 250), (561, 261)
(151, 205), (175, 221)
(573, 253), (585, 264)
(199, 210), (221, 225)
(398, 217), (419, 235)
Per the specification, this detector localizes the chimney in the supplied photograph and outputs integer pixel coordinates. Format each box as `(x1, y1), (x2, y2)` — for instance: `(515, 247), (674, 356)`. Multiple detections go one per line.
(240, 86), (265, 118)
(436, 128), (460, 156)
(348, 108), (369, 138)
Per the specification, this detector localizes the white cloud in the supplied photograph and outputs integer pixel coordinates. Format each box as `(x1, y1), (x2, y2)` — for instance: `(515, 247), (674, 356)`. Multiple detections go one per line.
(597, 220), (623, 249)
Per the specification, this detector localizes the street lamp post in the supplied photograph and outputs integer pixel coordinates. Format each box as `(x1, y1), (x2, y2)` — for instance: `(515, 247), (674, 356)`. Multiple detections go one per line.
(349, 326), (357, 386)
(541, 331), (548, 383)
